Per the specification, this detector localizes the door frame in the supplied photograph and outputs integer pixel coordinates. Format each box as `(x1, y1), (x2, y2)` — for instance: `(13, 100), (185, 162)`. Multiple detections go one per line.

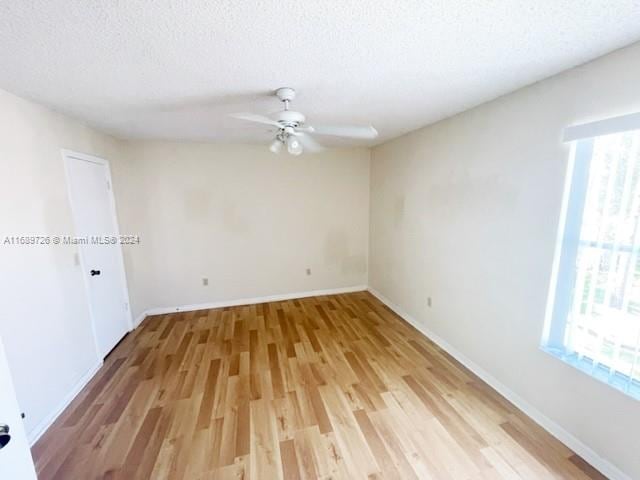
(61, 149), (133, 360)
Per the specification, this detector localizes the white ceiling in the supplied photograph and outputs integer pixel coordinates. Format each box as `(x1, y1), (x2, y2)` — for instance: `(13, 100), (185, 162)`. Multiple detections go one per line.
(1, 1), (640, 147)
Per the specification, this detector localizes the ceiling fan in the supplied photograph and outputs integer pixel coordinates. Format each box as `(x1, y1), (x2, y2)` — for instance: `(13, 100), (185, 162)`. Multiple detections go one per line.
(230, 87), (378, 155)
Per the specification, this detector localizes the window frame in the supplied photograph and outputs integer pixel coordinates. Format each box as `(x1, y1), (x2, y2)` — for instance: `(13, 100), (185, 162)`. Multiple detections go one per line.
(542, 113), (640, 400)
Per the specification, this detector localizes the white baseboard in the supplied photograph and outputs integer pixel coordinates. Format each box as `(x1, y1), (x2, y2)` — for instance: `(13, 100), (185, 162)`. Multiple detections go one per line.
(134, 285), (368, 325)
(366, 287), (630, 480)
(133, 311), (147, 328)
(27, 360), (103, 446)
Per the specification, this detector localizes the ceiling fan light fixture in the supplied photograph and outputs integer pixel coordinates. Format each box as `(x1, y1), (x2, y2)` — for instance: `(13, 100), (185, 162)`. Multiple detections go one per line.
(230, 87), (378, 155)
(269, 138), (283, 154)
(286, 135), (303, 156)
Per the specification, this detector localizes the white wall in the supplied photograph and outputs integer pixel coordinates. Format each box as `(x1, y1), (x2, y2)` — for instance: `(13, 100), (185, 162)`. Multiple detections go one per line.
(369, 42), (640, 478)
(116, 141), (370, 319)
(0, 89), (129, 439)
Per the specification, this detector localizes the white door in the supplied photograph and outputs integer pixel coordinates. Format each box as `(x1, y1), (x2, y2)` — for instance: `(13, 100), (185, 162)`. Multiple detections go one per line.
(0, 336), (38, 480)
(64, 150), (132, 358)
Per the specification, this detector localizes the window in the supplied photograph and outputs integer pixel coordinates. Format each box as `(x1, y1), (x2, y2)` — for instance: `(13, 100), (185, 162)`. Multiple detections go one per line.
(543, 113), (640, 400)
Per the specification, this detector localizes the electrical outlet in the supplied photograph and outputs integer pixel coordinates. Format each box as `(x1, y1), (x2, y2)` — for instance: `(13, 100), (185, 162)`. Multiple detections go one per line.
(427, 297), (432, 308)
(202, 277), (209, 286)
(306, 268), (311, 276)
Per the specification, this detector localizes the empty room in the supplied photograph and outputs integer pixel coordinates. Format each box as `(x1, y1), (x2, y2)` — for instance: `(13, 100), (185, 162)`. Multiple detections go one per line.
(1, 1), (640, 479)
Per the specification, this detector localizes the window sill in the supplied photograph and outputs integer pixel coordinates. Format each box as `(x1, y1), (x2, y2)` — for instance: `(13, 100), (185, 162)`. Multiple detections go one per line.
(540, 346), (640, 401)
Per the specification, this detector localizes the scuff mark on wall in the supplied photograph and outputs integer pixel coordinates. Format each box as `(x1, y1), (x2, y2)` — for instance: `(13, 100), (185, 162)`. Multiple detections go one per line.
(324, 229), (348, 265)
(324, 229), (367, 275)
(342, 254), (367, 275)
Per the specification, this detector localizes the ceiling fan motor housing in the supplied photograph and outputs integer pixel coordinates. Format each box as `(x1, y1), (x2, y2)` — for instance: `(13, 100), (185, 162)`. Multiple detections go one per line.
(275, 109), (305, 128)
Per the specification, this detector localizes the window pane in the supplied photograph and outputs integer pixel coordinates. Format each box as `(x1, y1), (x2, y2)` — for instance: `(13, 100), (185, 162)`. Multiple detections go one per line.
(564, 131), (640, 384)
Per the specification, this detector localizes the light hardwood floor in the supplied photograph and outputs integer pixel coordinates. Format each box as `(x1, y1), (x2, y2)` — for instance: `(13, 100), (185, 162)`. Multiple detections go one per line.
(32, 291), (606, 479)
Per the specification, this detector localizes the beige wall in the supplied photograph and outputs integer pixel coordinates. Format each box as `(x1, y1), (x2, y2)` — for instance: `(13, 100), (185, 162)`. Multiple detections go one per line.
(116, 141), (370, 319)
(369, 42), (640, 478)
(0, 89), (129, 438)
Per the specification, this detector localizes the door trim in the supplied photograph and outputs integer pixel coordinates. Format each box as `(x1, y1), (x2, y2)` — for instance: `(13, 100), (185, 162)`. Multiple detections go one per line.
(61, 149), (133, 360)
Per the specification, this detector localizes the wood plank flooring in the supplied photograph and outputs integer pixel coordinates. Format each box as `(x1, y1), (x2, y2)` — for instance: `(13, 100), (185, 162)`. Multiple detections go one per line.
(32, 292), (606, 479)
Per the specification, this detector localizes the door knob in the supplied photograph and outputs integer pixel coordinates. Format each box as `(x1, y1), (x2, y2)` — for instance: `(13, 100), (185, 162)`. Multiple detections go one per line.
(0, 424), (10, 450)
(90, 269), (101, 276)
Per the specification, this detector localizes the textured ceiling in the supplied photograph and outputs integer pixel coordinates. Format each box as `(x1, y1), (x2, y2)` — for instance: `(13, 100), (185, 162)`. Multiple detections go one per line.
(1, 1), (640, 147)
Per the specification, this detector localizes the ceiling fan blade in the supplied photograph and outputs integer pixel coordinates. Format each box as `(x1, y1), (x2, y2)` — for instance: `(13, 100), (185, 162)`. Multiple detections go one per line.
(229, 112), (281, 127)
(306, 124), (378, 139)
(293, 132), (325, 153)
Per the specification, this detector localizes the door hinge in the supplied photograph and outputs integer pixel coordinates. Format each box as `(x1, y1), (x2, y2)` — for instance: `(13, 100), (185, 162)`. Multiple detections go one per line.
(106, 180), (111, 190)
(125, 302), (129, 311)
